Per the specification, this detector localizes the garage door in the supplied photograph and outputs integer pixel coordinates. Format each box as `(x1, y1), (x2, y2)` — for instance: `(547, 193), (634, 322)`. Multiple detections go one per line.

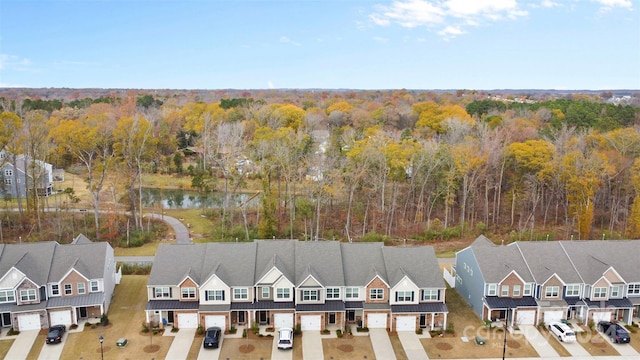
(177, 313), (198, 329)
(396, 316), (416, 332)
(543, 311), (563, 324)
(592, 312), (611, 324)
(50, 310), (72, 326)
(516, 310), (535, 325)
(205, 315), (225, 329)
(300, 315), (321, 331)
(18, 314), (41, 331)
(367, 313), (387, 329)
(274, 313), (294, 329)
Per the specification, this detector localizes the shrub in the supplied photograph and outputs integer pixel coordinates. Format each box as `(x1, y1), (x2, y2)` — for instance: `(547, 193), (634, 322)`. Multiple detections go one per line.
(171, 326), (179, 332)
(100, 314), (109, 326)
(445, 322), (454, 334)
(416, 328), (423, 335)
(242, 329), (247, 338)
(142, 322), (150, 333)
(7, 328), (19, 336)
(344, 324), (352, 335)
(197, 325), (204, 335)
(294, 323), (302, 335)
(356, 326), (369, 332)
(337, 329), (343, 338)
(70, 324), (78, 330)
(251, 321), (259, 334)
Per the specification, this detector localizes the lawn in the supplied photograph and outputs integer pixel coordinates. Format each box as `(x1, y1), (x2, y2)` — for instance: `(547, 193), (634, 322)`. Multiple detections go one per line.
(388, 332), (409, 360)
(60, 275), (174, 360)
(218, 332), (273, 360)
(630, 325), (640, 353)
(423, 286), (538, 359)
(322, 335), (376, 360)
(576, 327), (619, 356)
(0, 337), (14, 359)
(538, 326), (572, 356)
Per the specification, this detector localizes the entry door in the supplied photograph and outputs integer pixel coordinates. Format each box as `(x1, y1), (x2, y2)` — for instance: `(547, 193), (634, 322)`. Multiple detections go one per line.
(259, 311), (269, 325)
(329, 313), (336, 324)
(419, 314), (427, 328)
(78, 307), (87, 318)
(1, 313), (11, 327)
(347, 310), (355, 322)
(238, 311), (246, 323)
(168, 311), (175, 323)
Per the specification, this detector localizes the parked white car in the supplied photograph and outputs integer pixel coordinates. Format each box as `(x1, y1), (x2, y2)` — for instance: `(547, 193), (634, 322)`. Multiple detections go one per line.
(548, 322), (576, 342)
(277, 327), (294, 350)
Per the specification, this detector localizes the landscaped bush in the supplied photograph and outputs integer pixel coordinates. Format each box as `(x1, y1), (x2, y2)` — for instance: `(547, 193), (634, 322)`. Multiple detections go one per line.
(119, 262), (152, 275)
(100, 314), (109, 326)
(141, 322), (150, 333)
(356, 326), (369, 332)
(337, 329), (343, 338)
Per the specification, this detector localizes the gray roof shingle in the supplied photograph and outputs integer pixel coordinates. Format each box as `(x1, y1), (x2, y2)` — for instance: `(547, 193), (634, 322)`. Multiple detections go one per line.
(470, 236), (534, 283)
(515, 241), (582, 284)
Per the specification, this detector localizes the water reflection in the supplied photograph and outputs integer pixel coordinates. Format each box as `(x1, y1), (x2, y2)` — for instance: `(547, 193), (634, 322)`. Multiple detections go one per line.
(140, 188), (259, 209)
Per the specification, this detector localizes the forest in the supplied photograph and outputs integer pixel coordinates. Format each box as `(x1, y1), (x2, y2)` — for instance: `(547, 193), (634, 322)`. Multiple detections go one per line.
(1, 88), (640, 246)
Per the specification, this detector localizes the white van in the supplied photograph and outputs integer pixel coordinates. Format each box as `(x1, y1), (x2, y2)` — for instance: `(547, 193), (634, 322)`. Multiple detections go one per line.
(548, 322), (576, 342)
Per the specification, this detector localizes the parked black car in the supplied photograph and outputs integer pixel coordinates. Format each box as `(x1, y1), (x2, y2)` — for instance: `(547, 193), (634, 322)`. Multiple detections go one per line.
(598, 321), (631, 343)
(203, 326), (222, 349)
(45, 324), (66, 344)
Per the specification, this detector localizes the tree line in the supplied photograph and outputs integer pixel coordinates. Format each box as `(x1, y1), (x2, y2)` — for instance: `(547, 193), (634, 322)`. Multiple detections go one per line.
(1, 90), (639, 243)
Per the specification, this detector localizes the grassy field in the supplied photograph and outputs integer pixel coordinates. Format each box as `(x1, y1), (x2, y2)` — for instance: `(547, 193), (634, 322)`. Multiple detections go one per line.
(0, 337), (14, 359)
(322, 335), (376, 360)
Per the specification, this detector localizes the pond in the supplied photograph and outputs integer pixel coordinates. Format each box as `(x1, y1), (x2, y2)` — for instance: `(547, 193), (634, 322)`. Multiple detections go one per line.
(140, 188), (260, 209)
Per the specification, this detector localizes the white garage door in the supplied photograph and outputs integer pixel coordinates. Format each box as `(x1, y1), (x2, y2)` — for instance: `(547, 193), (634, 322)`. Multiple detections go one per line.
(396, 316), (416, 332)
(274, 313), (294, 329)
(18, 314), (41, 331)
(50, 310), (72, 326)
(177, 313), (198, 329)
(517, 310), (535, 325)
(543, 311), (563, 324)
(205, 315), (225, 329)
(592, 312), (611, 324)
(367, 313), (387, 329)
(300, 315), (321, 331)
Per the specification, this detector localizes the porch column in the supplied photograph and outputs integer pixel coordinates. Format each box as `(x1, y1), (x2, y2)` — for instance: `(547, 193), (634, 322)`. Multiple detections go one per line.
(443, 313), (447, 331)
(430, 313), (434, 331)
(510, 308), (516, 328)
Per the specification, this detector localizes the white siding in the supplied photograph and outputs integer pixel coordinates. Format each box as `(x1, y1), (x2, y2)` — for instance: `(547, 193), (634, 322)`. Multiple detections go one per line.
(0, 268), (25, 289)
(199, 275), (231, 305)
(390, 277), (419, 305)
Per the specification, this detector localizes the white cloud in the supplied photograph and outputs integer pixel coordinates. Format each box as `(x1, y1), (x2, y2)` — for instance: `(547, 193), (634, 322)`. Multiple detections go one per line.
(267, 81), (275, 89)
(0, 54), (33, 71)
(280, 36), (301, 47)
(373, 36), (390, 43)
(369, 0), (527, 40)
(540, 0), (561, 8)
(593, 0), (633, 11)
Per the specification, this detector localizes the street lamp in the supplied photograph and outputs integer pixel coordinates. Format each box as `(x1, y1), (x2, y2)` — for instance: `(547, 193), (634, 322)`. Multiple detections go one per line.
(99, 335), (104, 360)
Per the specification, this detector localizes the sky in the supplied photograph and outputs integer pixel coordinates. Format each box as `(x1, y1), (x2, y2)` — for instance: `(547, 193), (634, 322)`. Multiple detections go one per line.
(0, 0), (638, 90)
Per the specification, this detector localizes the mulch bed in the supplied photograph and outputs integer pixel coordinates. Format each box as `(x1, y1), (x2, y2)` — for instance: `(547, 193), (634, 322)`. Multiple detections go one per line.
(96, 345), (112, 353)
(143, 344), (160, 353)
(506, 340), (520, 348)
(436, 342), (453, 350)
(337, 344), (354, 352)
(239, 344), (255, 353)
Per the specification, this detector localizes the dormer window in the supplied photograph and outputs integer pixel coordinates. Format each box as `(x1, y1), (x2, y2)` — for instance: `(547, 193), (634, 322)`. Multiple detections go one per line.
(396, 291), (413, 302)
(545, 286), (559, 297)
(487, 284), (497, 296)
(302, 290), (318, 301)
(51, 284), (60, 296)
(593, 287), (607, 299)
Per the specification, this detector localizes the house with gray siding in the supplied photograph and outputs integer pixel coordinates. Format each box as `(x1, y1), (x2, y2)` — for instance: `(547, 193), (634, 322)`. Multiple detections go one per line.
(0, 152), (54, 199)
(454, 236), (640, 327)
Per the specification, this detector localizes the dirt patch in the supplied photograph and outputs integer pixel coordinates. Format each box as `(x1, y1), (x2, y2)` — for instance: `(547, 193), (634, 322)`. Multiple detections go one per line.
(239, 344), (255, 353)
(506, 339), (520, 348)
(436, 342), (453, 350)
(143, 344), (160, 353)
(337, 344), (354, 352)
(590, 339), (606, 348)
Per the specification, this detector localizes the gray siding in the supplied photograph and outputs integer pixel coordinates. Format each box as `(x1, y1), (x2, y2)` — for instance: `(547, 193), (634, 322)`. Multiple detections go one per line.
(455, 247), (485, 318)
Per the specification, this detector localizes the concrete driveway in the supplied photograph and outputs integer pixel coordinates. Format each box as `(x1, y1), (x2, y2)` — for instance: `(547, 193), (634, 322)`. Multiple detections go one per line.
(302, 331), (324, 360)
(598, 329), (640, 356)
(369, 329), (397, 360)
(271, 333), (293, 360)
(398, 331), (429, 360)
(164, 328), (196, 360)
(521, 325), (559, 357)
(37, 331), (67, 360)
(5, 330), (39, 360)
(196, 332), (224, 360)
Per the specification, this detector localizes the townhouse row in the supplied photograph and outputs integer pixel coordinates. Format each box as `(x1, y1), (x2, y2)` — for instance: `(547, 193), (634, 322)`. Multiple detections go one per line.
(452, 236), (640, 328)
(0, 235), (119, 331)
(145, 240), (448, 332)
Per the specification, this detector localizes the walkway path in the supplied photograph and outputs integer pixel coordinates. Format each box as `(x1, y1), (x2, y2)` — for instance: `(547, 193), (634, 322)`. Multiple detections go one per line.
(5, 330), (39, 360)
(165, 328), (197, 360)
(145, 213), (191, 244)
(302, 331), (324, 360)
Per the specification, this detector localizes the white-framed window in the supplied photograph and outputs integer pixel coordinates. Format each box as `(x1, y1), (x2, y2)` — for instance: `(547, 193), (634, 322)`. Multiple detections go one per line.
(422, 289), (438, 301)
(370, 288), (384, 300)
(610, 285), (621, 298)
(545, 286), (559, 297)
(628, 284), (640, 295)
(77, 283), (85, 294)
(51, 284), (60, 296)
(4, 169), (12, 177)
(566, 284), (580, 297)
(0, 290), (15, 303)
(345, 287), (359, 299)
(205, 290), (224, 301)
(64, 284), (72, 295)
(396, 291), (413, 302)
(501, 285), (509, 296)
(233, 288), (248, 300)
(261, 287), (270, 298)
(302, 290), (318, 301)
(276, 288), (290, 299)
(4, 178), (11, 185)
(593, 287), (607, 299)
(326, 288), (340, 299)
(181, 287), (196, 299)
(487, 284), (497, 296)
(90, 280), (99, 292)
(523, 283), (532, 296)
(154, 287), (170, 298)
(513, 285), (521, 297)
(20, 289), (36, 302)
